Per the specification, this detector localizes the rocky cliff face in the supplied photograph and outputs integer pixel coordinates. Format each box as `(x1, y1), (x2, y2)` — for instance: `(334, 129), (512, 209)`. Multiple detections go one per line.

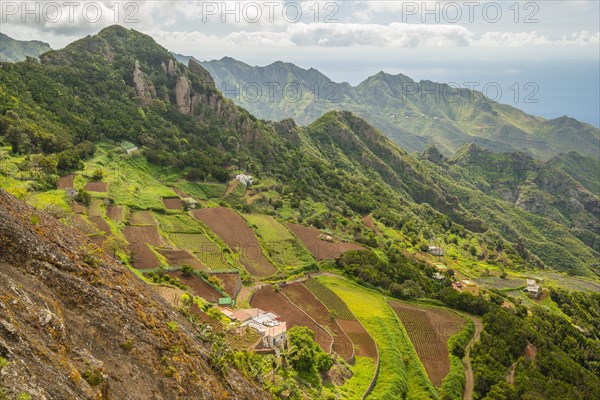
(0, 190), (268, 400)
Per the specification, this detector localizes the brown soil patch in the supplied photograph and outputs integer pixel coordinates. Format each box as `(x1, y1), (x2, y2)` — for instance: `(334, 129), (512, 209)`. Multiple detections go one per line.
(106, 205), (124, 222)
(337, 320), (378, 358)
(72, 214), (97, 235)
(124, 226), (165, 270)
(192, 208), (277, 277)
(156, 248), (207, 270)
(88, 235), (106, 248)
(151, 285), (186, 308)
(286, 223), (364, 261)
(89, 216), (112, 236)
(389, 301), (466, 387)
(281, 282), (353, 360)
(166, 271), (223, 302)
(130, 211), (157, 226)
(362, 215), (379, 234)
(225, 180), (239, 196)
(171, 186), (189, 198)
(84, 181), (107, 192)
(72, 202), (85, 214)
(209, 272), (241, 300)
(57, 174), (75, 189)
(251, 285), (333, 352)
(162, 197), (182, 210)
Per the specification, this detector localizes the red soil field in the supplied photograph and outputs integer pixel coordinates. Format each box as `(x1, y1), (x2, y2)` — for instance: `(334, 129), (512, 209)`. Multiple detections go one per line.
(72, 214), (97, 235)
(88, 235), (106, 248)
(57, 174), (75, 189)
(389, 301), (466, 386)
(166, 271), (222, 302)
(209, 272), (241, 301)
(72, 202), (85, 214)
(250, 285), (333, 352)
(151, 285), (186, 308)
(171, 186), (189, 198)
(362, 215), (379, 234)
(192, 208), (277, 277)
(281, 282), (353, 360)
(286, 223), (364, 261)
(162, 197), (182, 210)
(156, 248), (206, 270)
(124, 226), (165, 270)
(84, 181), (107, 192)
(106, 205), (124, 222)
(337, 320), (378, 359)
(89, 216), (112, 236)
(129, 211), (157, 226)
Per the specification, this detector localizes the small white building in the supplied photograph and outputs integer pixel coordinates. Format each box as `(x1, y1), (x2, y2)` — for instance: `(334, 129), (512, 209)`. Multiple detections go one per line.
(229, 308), (286, 349)
(235, 174), (253, 186)
(182, 197), (198, 209)
(428, 246), (444, 256)
(524, 279), (541, 299)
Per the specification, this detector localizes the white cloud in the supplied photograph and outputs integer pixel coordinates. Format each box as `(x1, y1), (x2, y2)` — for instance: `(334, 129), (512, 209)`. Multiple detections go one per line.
(475, 30), (600, 47)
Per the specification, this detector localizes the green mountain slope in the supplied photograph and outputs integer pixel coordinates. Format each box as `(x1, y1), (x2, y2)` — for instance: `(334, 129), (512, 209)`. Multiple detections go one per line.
(195, 57), (600, 160)
(1, 26), (598, 279)
(547, 151), (600, 196)
(0, 33), (51, 62)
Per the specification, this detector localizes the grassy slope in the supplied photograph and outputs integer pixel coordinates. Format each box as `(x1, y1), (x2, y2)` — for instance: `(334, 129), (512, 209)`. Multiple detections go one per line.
(318, 275), (438, 400)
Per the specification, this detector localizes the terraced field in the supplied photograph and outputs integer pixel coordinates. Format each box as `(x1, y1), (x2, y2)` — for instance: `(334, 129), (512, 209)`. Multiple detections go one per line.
(281, 282), (354, 360)
(124, 226), (165, 270)
(389, 301), (466, 387)
(304, 278), (357, 320)
(287, 223), (364, 260)
(151, 285), (186, 308)
(250, 285), (333, 352)
(57, 174), (75, 189)
(129, 210), (157, 226)
(156, 248), (206, 270)
(244, 214), (314, 270)
(166, 271), (223, 302)
(318, 276), (438, 400)
(169, 232), (230, 270)
(162, 197), (182, 210)
(193, 208), (277, 277)
(106, 205), (124, 222)
(84, 181), (108, 192)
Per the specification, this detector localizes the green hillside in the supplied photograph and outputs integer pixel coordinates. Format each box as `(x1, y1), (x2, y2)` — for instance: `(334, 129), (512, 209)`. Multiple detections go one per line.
(0, 33), (51, 62)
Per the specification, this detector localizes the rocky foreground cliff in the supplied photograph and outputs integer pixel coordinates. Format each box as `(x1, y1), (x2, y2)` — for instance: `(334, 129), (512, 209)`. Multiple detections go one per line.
(0, 189), (268, 399)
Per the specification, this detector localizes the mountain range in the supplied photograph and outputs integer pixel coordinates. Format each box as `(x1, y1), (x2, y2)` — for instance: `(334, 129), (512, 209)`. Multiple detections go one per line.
(176, 54), (600, 161)
(0, 33), (51, 62)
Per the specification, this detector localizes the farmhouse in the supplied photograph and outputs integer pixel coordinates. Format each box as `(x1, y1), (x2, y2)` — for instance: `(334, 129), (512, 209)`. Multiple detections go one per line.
(453, 279), (480, 296)
(182, 197), (198, 209)
(428, 246), (444, 256)
(235, 174), (253, 186)
(524, 279), (542, 299)
(227, 308), (287, 349)
(122, 141), (139, 155)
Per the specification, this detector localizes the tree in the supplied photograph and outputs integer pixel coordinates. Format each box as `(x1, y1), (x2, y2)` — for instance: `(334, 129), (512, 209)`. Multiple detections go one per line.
(92, 169), (104, 181)
(181, 265), (195, 276)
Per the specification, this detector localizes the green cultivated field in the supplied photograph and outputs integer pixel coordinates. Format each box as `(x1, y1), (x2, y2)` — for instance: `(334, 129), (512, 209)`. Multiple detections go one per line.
(244, 214), (314, 271)
(317, 275), (438, 400)
(324, 356), (376, 400)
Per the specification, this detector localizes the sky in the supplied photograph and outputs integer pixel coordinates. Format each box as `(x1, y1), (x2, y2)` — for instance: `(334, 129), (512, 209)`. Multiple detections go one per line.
(1, 1), (599, 126)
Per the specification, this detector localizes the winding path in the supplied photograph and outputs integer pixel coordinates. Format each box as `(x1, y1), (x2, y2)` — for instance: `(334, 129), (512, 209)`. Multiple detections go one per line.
(462, 316), (483, 400)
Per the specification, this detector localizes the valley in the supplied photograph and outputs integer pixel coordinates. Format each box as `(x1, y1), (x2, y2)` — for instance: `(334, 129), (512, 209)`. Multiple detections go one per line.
(0, 25), (598, 400)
